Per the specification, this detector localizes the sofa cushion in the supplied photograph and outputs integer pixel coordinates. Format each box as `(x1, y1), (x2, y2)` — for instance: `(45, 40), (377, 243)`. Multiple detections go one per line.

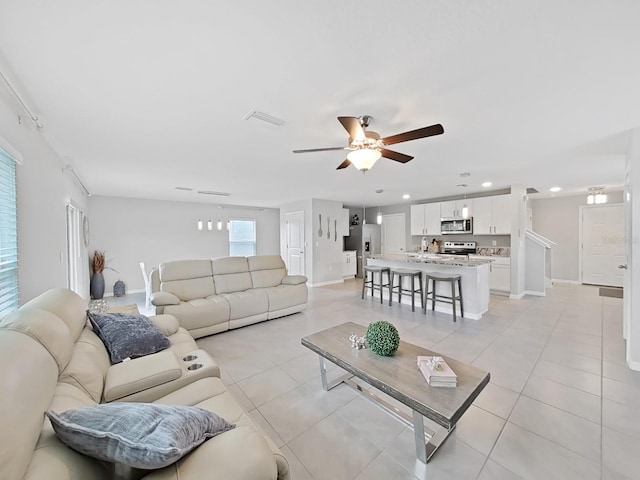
(221, 289), (269, 320)
(263, 284), (308, 312)
(46, 403), (235, 469)
(88, 313), (171, 364)
(159, 259), (213, 282)
(212, 257), (253, 293)
(159, 259), (216, 301)
(163, 296), (230, 332)
(247, 255), (287, 288)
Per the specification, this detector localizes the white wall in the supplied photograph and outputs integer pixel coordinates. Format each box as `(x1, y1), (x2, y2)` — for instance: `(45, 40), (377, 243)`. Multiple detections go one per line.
(311, 198), (346, 286)
(89, 196), (280, 295)
(532, 191), (623, 282)
(280, 198), (346, 286)
(0, 92), (90, 303)
(626, 128), (640, 370)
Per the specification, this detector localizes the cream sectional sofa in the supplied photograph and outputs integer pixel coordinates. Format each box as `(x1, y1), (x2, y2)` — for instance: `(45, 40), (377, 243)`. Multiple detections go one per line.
(0, 288), (290, 480)
(151, 255), (307, 338)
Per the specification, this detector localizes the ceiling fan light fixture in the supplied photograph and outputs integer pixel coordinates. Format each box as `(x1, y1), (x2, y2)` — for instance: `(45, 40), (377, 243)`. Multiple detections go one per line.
(347, 148), (382, 171)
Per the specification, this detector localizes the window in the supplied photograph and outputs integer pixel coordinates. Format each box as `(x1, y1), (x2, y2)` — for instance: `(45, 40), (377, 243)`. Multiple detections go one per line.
(229, 219), (256, 257)
(0, 145), (19, 319)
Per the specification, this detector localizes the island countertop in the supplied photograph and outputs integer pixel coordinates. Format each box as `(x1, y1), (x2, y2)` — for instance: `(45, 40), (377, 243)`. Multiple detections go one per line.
(366, 256), (490, 320)
(370, 253), (493, 267)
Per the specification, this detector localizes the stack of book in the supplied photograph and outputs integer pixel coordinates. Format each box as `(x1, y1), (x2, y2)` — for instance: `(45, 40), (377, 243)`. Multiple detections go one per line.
(417, 355), (457, 388)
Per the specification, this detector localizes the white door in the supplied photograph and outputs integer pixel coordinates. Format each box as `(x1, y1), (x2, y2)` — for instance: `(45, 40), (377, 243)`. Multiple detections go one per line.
(285, 211), (305, 276)
(582, 204), (625, 286)
(381, 213), (406, 254)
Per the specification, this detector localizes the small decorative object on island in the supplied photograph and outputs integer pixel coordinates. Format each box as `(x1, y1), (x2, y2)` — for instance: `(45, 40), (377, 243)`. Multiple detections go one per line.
(365, 320), (400, 356)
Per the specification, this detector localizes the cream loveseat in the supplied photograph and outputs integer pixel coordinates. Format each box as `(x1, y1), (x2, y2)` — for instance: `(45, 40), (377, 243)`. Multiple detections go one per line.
(150, 255), (307, 339)
(0, 288), (290, 480)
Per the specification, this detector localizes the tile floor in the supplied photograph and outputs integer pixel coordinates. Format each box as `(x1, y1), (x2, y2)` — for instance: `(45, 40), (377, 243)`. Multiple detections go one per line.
(115, 280), (638, 479)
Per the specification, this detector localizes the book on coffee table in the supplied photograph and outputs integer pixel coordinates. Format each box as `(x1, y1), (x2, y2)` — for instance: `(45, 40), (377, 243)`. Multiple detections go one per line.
(417, 355), (457, 388)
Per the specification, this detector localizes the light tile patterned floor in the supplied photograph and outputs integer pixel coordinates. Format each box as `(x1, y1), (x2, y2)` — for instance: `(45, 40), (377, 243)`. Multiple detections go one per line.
(117, 281), (636, 479)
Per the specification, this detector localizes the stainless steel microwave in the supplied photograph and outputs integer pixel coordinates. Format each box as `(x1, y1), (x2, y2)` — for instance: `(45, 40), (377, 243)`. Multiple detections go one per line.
(441, 218), (473, 235)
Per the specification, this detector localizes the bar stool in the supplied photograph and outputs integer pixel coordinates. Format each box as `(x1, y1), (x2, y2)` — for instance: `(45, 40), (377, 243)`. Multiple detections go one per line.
(362, 265), (391, 304)
(389, 268), (423, 312)
(423, 272), (464, 322)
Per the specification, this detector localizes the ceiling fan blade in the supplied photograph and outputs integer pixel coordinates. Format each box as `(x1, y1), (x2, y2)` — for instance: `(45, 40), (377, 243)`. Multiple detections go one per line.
(337, 116), (366, 142)
(380, 149), (414, 163)
(381, 124), (444, 146)
(336, 159), (351, 170)
(292, 146), (346, 153)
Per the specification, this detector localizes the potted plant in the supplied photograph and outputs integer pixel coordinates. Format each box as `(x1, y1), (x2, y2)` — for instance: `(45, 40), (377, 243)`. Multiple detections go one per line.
(90, 251), (117, 299)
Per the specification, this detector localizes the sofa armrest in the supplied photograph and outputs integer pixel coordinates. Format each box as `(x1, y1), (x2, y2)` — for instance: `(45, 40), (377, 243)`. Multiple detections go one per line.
(282, 275), (307, 285)
(103, 350), (181, 402)
(148, 314), (180, 336)
(151, 291), (180, 306)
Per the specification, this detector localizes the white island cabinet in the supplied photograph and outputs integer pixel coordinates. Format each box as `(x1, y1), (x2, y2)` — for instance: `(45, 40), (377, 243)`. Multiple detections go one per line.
(367, 255), (490, 320)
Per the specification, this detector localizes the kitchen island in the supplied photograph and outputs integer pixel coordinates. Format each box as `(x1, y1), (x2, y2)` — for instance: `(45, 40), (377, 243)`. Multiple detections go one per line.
(367, 254), (492, 320)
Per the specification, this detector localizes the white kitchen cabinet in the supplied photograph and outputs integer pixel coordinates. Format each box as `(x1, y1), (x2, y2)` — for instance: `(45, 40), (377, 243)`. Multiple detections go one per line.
(343, 251), (357, 277)
(410, 203), (441, 236)
(492, 195), (511, 234)
(472, 195), (511, 235)
(338, 208), (350, 236)
(441, 199), (472, 219)
(470, 255), (511, 293)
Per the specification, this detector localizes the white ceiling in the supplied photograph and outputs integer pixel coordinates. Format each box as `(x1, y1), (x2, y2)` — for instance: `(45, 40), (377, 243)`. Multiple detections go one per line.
(1, 1), (638, 208)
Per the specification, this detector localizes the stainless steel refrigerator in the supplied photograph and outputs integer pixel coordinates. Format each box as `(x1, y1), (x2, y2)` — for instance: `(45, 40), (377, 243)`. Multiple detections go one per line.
(344, 223), (381, 278)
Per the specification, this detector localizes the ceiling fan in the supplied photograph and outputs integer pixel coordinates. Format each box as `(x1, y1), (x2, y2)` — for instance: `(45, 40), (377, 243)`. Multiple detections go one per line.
(293, 115), (444, 172)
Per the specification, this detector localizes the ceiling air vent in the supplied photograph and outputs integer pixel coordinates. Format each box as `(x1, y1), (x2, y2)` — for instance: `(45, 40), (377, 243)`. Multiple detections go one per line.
(242, 109), (285, 127)
(526, 188), (539, 194)
(175, 186), (193, 191)
(197, 190), (231, 197)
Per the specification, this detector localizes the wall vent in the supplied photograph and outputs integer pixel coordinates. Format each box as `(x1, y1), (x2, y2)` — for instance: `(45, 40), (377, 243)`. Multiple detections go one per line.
(242, 109), (285, 127)
(526, 187), (539, 194)
(197, 190), (231, 196)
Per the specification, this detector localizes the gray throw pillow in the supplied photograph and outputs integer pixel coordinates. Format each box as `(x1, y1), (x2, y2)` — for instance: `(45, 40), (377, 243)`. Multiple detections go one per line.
(87, 312), (171, 364)
(47, 403), (236, 469)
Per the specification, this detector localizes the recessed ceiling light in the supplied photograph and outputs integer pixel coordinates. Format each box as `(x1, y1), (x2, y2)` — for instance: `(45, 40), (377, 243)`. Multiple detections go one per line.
(482, 181), (492, 187)
(550, 186), (561, 192)
(402, 194), (410, 199)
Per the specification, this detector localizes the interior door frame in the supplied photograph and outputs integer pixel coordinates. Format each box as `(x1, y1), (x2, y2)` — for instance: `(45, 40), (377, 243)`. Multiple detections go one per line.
(578, 203), (624, 286)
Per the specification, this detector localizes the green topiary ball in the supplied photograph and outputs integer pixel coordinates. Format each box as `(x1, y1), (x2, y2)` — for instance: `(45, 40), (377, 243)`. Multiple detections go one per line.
(365, 321), (400, 356)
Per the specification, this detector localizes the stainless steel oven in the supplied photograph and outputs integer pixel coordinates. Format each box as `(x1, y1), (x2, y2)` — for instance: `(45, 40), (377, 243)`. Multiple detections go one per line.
(440, 218), (473, 235)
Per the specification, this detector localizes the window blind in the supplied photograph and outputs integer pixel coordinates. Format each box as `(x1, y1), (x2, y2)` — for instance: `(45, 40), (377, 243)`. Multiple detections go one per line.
(0, 147), (18, 319)
(229, 219), (256, 257)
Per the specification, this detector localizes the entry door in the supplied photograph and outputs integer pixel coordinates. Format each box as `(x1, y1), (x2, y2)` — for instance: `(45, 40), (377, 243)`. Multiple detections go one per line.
(582, 204), (624, 286)
(381, 213), (406, 254)
(285, 211), (305, 276)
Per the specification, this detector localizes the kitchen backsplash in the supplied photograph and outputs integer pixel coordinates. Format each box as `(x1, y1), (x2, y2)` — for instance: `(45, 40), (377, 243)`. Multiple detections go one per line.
(476, 246), (510, 256)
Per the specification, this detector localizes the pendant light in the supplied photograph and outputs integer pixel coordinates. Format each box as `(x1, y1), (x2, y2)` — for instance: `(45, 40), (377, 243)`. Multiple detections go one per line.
(207, 220), (213, 231)
(216, 219), (223, 231)
(197, 219), (203, 231)
(376, 208), (382, 224)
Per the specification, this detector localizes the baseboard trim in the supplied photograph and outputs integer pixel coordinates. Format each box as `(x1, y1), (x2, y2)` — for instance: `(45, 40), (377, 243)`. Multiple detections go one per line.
(627, 359), (640, 372)
(552, 278), (581, 285)
(102, 288), (146, 298)
(509, 292), (526, 299)
(309, 279), (344, 287)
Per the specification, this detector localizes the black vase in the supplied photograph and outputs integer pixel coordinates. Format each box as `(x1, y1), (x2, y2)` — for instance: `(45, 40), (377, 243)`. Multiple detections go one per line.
(91, 272), (105, 299)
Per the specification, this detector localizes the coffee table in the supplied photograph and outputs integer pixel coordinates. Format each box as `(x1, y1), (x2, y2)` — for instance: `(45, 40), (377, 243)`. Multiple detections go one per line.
(301, 322), (490, 463)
